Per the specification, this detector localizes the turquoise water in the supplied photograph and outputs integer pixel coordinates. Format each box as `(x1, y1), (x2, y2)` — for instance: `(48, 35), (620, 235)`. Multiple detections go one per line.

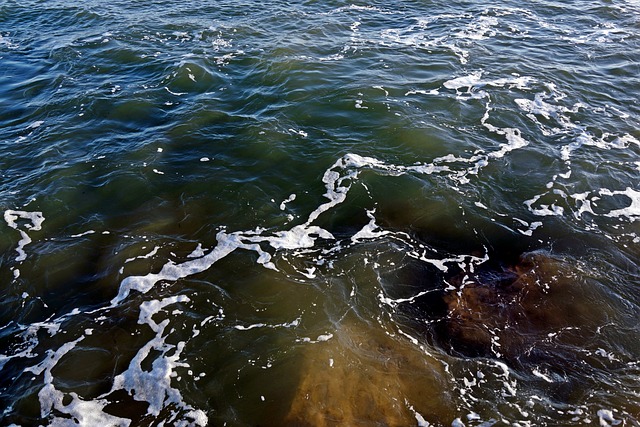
(1, 0), (639, 425)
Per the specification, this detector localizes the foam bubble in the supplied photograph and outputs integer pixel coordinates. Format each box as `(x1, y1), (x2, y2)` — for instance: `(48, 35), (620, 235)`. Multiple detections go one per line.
(279, 193), (296, 211)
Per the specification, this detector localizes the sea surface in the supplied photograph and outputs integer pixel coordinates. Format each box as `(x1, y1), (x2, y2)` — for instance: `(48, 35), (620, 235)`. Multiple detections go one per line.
(1, 0), (639, 425)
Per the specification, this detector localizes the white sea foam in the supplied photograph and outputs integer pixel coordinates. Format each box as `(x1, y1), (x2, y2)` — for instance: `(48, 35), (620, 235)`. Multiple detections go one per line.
(187, 243), (206, 258)
(319, 53), (345, 61)
(116, 158), (362, 298)
(125, 246), (160, 263)
(0, 325), (40, 371)
(297, 333), (333, 344)
(0, 34), (18, 49)
(279, 193), (296, 210)
(4, 210), (45, 263)
(107, 295), (207, 425)
(351, 209), (389, 243)
(253, 225), (334, 250)
(443, 72), (483, 92)
(376, 11), (514, 64)
(405, 88), (439, 96)
(234, 323), (266, 331)
(600, 188), (640, 220)
(597, 409), (621, 426)
(487, 128), (528, 159)
(70, 230), (96, 238)
(532, 368), (554, 383)
(408, 248), (489, 274)
(288, 128), (308, 138)
(444, 73), (536, 94)
(27, 336), (131, 426)
(558, 186), (640, 223)
(233, 318), (299, 331)
(406, 401), (431, 427)
(516, 87), (637, 174)
(378, 288), (436, 308)
(27, 120), (45, 130)
(111, 150), (512, 307)
(456, 15), (498, 40)
(112, 230), (246, 304)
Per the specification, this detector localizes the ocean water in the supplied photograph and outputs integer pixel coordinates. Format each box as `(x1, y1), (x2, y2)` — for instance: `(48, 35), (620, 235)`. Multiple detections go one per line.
(1, 0), (639, 425)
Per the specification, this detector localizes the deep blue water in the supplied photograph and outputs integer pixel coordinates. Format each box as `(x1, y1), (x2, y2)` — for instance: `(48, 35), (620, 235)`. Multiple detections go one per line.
(1, 1), (639, 425)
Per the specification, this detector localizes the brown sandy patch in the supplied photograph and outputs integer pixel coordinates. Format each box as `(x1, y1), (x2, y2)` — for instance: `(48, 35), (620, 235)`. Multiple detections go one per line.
(285, 319), (453, 426)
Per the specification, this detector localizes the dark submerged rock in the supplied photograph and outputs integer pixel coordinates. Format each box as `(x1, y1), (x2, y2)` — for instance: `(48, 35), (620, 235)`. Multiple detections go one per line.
(436, 251), (600, 364)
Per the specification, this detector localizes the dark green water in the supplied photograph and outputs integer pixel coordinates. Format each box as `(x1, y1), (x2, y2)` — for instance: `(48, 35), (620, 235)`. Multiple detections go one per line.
(1, 0), (639, 425)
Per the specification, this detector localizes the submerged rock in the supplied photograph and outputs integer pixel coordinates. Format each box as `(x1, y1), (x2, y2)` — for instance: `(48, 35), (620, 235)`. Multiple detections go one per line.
(285, 319), (454, 426)
(438, 251), (599, 363)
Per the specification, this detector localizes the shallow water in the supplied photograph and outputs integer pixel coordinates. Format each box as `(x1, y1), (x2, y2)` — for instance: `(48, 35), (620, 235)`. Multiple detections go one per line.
(1, 0), (639, 426)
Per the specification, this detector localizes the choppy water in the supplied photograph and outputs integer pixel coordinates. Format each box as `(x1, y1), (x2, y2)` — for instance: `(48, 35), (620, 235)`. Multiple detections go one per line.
(1, 0), (639, 425)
